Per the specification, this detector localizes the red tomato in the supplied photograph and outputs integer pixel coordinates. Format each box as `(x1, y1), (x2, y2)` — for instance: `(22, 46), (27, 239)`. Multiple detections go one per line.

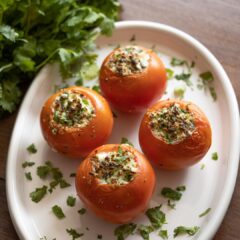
(99, 45), (167, 112)
(139, 99), (212, 170)
(40, 87), (113, 158)
(75, 144), (156, 223)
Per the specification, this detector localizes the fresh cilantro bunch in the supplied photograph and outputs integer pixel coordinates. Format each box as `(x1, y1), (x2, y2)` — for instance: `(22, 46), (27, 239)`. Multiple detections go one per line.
(0, 0), (120, 117)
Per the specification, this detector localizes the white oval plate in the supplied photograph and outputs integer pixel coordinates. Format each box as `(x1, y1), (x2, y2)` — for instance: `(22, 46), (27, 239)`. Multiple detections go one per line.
(7, 21), (240, 240)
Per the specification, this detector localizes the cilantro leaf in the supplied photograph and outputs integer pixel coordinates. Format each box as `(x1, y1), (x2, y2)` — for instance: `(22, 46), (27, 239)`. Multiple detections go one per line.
(173, 226), (200, 238)
(146, 205), (166, 229)
(161, 187), (182, 201)
(138, 225), (154, 240)
(114, 223), (137, 240)
(25, 172), (32, 181)
(67, 196), (76, 207)
(78, 208), (87, 215)
(212, 152), (218, 161)
(30, 185), (47, 203)
(66, 228), (84, 239)
(27, 143), (37, 154)
(159, 230), (168, 239)
(22, 161), (35, 168)
(52, 205), (65, 219)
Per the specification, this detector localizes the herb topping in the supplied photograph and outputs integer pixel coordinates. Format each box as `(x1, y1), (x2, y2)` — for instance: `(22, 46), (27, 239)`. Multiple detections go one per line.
(51, 90), (95, 130)
(108, 46), (150, 76)
(90, 146), (138, 185)
(148, 103), (195, 144)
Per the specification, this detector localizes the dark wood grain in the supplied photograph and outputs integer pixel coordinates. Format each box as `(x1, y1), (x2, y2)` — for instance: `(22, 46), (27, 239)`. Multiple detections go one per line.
(0, 0), (239, 239)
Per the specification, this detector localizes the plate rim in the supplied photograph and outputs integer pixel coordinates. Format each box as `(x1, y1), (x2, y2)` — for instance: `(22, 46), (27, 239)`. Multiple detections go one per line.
(6, 20), (240, 240)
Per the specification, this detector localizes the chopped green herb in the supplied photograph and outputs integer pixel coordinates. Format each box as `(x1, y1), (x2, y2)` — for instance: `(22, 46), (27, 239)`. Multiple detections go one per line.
(176, 186), (186, 192)
(166, 68), (174, 80)
(37, 165), (51, 179)
(174, 86), (186, 99)
(97, 234), (103, 239)
(66, 228), (84, 239)
(175, 73), (192, 86)
(52, 205), (65, 219)
(167, 199), (175, 209)
(199, 71), (217, 101)
(159, 230), (168, 239)
(201, 163), (205, 170)
(92, 85), (101, 94)
(22, 161), (35, 168)
(59, 179), (71, 188)
(30, 185), (48, 203)
(25, 172), (32, 181)
(173, 226), (200, 238)
(67, 196), (76, 207)
(27, 144), (37, 154)
(138, 225), (154, 240)
(78, 208), (87, 215)
(199, 208), (211, 217)
(161, 187), (182, 201)
(75, 79), (83, 86)
(114, 223), (137, 240)
(70, 173), (76, 177)
(130, 34), (136, 42)
(146, 205), (166, 229)
(171, 57), (185, 66)
(212, 152), (218, 161)
(121, 137), (134, 147)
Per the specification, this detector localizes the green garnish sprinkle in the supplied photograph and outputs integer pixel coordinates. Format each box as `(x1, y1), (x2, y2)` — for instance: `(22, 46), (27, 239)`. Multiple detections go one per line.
(165, 68), (174, 79)
(22, 161), (35, 168)
(174, 86), (186, 99)
(161, 187), (182, 201)
(52, 205), (65, 219)
(114, 223), (137, 240)
(199, 208), (211, 217)
(30, 185), (47, 203)
(121, 137), (134, 147)
(25, 172), (32, 181)
(67, 196), (76, 207)
(138, 225), (154, 240)
(78, 208), (87, 215)
(159, 230), (168, 239)
(146, 205), (166, 229)
(173, 226), (200, 238)
(212, 152), (218, 161)
(27, 144), (37, 154)
(66, 228), (84, 239)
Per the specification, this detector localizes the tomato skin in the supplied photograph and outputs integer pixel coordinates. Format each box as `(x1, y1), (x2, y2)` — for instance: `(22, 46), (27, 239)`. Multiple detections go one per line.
(99, 46), (167, 112)
(75, 144), (156, 223)
(139, 99), (212, 170)
(40, 87), (113, 158)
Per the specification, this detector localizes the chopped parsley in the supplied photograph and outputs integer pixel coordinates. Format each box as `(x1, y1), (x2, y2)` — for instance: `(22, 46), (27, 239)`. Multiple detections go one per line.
(175, 73), (192, 86)
(30, 185), (48, 203)
(165, 68), (174, 80)
(200, 163), (205, 170)
(159, 230), (168, 239)
(199, 208), (211, 217)
(146, 205), (166, 229)
(67, 196), (76, 207)
(171, 58), (186, 66)
(167, 199), (175, 209)
(120, 137), (134, 147)
(161, 187), (182, 201)
(78, 208), (87, 215)
(27, 143), (37, 153)
(22, 161), (35, 168)
(74, 78), (83, 86)
(138, 225), (154, 240)
(66, 228), (84, 239)
(174, 86), (186, 99)
(52, 205), (65, 219)
(212, 152), (218, 161)
(173, 226), (200, 238)
(114, 223), (137, 240)
(176, 186), (186, 192)
(199, 71), (217, 101)
(25, 172), (32, 181)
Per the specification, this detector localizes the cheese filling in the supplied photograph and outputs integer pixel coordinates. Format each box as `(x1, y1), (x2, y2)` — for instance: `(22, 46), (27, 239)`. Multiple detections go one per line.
(90, 146), (138, 185)
(149, 103), (195, 144)
(107, 46), (150, 76)
(50, 90), (95, 132)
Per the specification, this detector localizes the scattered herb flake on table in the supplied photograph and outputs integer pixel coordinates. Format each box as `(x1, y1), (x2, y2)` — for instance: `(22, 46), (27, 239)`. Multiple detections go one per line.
(27, 143), (37, 154)
(52, 205), (65, 219)
(130, 34), (136, 42)
(114, 223), (137, 240)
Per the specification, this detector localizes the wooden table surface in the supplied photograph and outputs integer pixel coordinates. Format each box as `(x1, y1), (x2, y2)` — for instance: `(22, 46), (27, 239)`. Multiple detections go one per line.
(0, 0), (239, 239)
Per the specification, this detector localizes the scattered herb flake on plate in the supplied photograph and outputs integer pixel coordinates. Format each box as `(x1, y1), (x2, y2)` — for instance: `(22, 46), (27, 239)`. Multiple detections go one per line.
(173, 226), (200, 238)
(52, 205), (65, 219)
(199, 208), (211, 217)
(22, 161), (35, 168)
(67, 196), (76, 207)
(212, 152), (218, 161)
(78, 208), (87, 215)
(25, 172), (32, 181)
(159, 229), (168, 239)
(161, 187), (182, 201)
(27, 143), (37, 154)
(146, 205), (166, 229)
(138, 225), (154, 240)
(114, 223), (137, 240)
(30, 185), (48, 203)
(166, 68), (174, 79)
(121, 137), (134, 147)
(66, 228), (84, 239)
